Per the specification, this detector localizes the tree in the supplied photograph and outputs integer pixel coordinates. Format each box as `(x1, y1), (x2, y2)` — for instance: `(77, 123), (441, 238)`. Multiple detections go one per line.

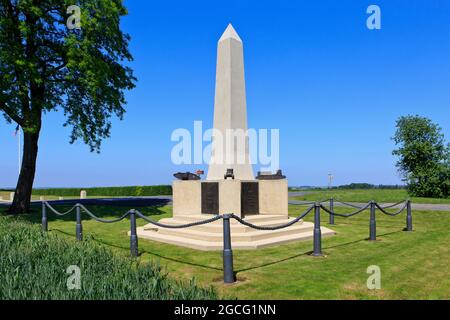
(393, 115), (450, 198)
(0, 0), (136, 214)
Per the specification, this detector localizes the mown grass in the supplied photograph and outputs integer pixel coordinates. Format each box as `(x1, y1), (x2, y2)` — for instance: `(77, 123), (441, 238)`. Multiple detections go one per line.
(293, 189), (450, 204)
(1, 202), (448, 300)
(0, 215), (218, 300)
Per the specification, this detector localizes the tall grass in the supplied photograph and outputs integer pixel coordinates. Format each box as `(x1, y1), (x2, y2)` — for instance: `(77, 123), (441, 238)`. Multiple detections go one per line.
(0, 218), (217, 300)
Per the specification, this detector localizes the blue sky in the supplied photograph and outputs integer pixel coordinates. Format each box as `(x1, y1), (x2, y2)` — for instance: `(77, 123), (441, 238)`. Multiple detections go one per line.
(1, 0), (449, 188)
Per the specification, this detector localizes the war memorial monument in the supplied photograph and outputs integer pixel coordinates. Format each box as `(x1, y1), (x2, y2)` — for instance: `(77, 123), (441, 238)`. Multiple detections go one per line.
(136, 25), (334, 250)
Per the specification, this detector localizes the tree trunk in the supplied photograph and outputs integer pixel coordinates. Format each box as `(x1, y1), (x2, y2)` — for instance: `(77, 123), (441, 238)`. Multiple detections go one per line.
(7, 131), (40, 214)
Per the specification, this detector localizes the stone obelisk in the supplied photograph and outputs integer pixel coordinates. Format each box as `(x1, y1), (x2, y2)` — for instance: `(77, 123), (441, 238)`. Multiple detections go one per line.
(136, 24), (335, 251)
(207, 24), (254, 180)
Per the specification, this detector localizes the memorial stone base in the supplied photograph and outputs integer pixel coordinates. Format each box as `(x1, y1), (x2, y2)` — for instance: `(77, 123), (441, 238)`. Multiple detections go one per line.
(137, 179), (335, 251)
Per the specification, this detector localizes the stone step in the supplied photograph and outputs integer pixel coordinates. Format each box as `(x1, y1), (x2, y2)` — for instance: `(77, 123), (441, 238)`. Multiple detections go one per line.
(156, 222), (314, 242)
(172, 214), (289, 224)
(149, 216), (303, 233)
(136, 225), (335, 251)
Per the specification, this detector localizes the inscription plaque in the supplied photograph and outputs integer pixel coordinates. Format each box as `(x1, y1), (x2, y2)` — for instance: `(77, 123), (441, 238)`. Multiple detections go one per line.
(201, 182), (219, 214)
(241, 182), (259, 217)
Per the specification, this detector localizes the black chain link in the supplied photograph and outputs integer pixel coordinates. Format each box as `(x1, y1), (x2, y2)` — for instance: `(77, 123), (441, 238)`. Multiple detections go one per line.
(43, 202), (78, 216)
(230, 205), (314, 230)
(333, 200), (367, 209)
(135, 210), (223, 228)
(378, 200), (408, 209)
(375, 202), (408, 216)
(78, 204), (131, 223)
(43, 199), (409, 230)
(320, 202), (371, 217)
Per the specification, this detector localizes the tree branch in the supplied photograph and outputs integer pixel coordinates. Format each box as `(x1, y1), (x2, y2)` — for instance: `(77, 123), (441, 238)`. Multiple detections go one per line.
(45, 61), (68, 76)
(0, 102), (24, 125)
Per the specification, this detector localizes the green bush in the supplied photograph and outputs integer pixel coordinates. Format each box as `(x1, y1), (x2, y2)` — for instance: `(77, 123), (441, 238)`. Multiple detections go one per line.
(0, 218), (217, 300)
(393, 115), (450, 198)
(32, 185), (172, 197)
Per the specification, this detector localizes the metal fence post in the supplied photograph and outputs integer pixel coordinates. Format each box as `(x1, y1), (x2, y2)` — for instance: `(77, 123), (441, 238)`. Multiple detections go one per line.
(369, 201), (376, 241)
(222, 214), (235, 283)
(76, 204), (83, 241)
(41, 202), (48, 232)
(129, 210), (139, 257)
(312, 203), (322, 256)
(329, 198), (335, 225)
(406, 200), (413, 232)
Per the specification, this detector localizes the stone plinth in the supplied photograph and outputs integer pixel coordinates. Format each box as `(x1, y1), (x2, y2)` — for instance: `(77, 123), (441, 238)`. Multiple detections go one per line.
(259, 179), (288, 216)
(172, 180), (201, 217)
(137, 214), (335, 251)
(142, 177), (334, 251)
(172, 179), (287, 218)
(218, 180), (241, 215)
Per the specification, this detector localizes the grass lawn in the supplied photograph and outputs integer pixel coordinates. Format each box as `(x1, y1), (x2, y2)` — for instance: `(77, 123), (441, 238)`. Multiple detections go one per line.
(1, 201), (449, 300)
(293, 189), (450, 204)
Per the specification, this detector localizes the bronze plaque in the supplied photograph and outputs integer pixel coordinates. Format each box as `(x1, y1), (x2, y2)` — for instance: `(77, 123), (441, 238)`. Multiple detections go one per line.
(201, 182), (219, 214)
(241, 182), (259, 217)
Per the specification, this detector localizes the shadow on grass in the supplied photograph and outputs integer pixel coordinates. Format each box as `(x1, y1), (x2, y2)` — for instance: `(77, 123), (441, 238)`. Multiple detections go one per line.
(235, 229), (405, 273)
(50, 228), (223, 272)
(324, 220), (406, 228)
(49, 225), (407, 277)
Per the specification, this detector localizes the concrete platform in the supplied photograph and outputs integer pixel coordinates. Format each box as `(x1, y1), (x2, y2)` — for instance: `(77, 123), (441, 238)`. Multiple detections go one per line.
(136, 214), (335, 251)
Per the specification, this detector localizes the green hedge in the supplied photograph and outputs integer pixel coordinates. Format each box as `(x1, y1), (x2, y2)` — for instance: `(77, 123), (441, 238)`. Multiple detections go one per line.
(0, 217), (217, 300)
(32, 185), (172, 197)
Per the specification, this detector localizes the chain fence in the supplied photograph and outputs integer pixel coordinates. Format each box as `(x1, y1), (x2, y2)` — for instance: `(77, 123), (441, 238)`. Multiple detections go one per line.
(41, 198), (413, 284)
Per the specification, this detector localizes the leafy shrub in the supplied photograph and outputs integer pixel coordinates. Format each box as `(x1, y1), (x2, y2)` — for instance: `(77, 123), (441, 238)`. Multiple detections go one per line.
(0, 218), (217, 300)
(393, 115), (450, 198)
(32, 185), (172, 197)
